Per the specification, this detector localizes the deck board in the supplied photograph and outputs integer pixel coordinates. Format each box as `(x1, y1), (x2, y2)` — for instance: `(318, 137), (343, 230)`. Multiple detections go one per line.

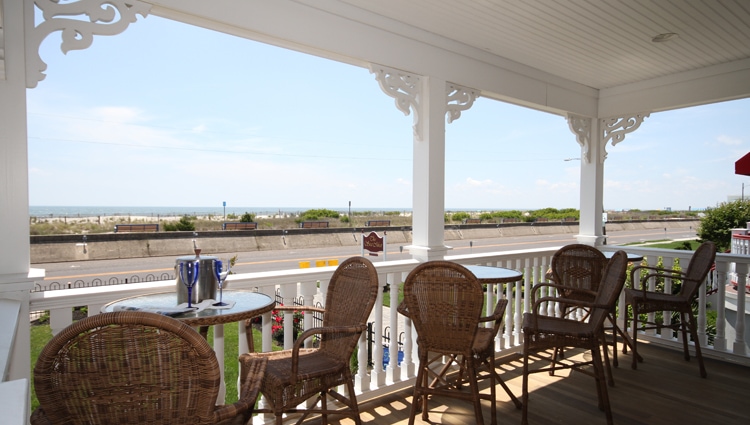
(307, 342), (750, 425)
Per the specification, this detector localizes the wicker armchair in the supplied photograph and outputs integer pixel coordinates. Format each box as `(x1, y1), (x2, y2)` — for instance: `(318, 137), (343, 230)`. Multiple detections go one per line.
(31, 311), (266, 425)
(545, 244), (608, 316)
(238, 256), (379, 425)
(625, 240), (716, 378)
(401, 261), (500, 425)
(522, 250), (628, 425)
(538, 244), (621, 384)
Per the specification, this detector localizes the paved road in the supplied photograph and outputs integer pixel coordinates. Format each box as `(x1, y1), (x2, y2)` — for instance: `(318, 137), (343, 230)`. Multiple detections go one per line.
(33, 226), (698, 287)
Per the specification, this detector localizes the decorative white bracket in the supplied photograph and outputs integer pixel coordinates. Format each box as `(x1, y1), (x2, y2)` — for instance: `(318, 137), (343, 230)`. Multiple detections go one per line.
(567, 112), (650, 163)
(600, 112), (650, 162)
(566, 114), (592, 163)
(369, 63), (422, 140)
(25, 0), (151, 88)
(446, 83), (478, 123)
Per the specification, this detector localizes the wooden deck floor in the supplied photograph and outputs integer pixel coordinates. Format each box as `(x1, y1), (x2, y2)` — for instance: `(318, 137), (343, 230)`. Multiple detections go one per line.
(311, 342), (750, 425)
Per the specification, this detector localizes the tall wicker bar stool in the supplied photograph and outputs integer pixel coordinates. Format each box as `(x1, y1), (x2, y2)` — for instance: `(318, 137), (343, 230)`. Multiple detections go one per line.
(625, 241), (716, 378)
(522, 250), (628, 425)
(238, 256), (379, 425)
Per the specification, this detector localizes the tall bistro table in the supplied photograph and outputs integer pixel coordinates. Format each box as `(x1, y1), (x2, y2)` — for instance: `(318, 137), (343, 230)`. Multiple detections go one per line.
(464, 264), (523, 285)
(101, 289), (275, 404)
(464, 265), (524, 322)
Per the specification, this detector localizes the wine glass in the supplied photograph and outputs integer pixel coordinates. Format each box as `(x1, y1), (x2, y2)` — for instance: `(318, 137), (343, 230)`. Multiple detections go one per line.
(213, 259), (231, 306)
(179, 260), (200, 308)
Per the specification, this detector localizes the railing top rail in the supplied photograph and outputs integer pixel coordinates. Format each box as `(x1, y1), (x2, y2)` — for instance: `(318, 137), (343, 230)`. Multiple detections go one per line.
(446, 246), (558, 262)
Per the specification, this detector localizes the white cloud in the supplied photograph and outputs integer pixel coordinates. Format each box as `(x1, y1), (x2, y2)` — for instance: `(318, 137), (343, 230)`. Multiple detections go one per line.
(465, 177), (493, 187)
(717, 135), (742, 146)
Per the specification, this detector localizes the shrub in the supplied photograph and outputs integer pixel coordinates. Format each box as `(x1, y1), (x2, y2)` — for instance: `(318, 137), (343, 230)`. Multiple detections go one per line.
(164, 215), (195, 231)
(697, 200), (750, 251)
(299, 209), (340, 222)
(450, 212), (471, 222)
(479, 212), (494, 220)
(490, 210), (524, 220)
(240, 212), (255, 222)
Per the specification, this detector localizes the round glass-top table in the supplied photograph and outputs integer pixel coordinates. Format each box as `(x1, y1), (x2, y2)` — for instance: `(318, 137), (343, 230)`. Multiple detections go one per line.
(101, 289), (275, 327)
(464, 264), (523, 284)
(602, 250), (644, 262)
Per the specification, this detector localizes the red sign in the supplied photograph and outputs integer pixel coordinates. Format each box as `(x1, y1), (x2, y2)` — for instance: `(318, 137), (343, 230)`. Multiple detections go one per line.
(363, 232), (384, 253)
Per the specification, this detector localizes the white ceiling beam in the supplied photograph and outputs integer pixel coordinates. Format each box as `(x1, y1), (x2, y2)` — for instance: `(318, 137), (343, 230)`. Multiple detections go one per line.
(599, 59), (750, 116)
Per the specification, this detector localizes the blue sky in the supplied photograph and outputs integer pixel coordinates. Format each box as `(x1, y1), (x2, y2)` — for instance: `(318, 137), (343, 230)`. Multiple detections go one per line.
(26, 15), (749, 212)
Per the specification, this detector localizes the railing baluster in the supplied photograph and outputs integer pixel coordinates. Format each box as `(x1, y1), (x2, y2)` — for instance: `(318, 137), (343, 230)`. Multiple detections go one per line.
(386, 271), (401, 383)
(714, 260), (728, 351)
(734, 262), (748, 355)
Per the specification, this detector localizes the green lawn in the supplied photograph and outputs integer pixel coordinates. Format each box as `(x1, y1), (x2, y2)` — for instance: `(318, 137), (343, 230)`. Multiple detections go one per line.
(624, 239), (700, 250)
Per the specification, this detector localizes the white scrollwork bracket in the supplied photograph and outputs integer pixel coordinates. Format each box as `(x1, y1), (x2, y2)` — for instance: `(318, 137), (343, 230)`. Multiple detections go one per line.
(369, 64), (422, 140)
(600, 112), (650, 161)
(25, 0), (151, 88)
(566, 114), (592, 163)
(446, 83), (478, 123)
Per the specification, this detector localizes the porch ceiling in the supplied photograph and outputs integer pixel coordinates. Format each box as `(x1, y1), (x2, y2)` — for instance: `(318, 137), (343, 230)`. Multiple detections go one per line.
(333, 0), (750, 91)
(151, 0), (750, 115)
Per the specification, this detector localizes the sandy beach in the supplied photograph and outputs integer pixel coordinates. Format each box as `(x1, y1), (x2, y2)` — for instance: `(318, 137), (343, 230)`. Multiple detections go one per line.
(34, 214), (194, 224)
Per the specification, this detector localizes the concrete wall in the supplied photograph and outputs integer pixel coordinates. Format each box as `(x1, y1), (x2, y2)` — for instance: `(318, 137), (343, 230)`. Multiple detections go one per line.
(30, 220), (700, 264)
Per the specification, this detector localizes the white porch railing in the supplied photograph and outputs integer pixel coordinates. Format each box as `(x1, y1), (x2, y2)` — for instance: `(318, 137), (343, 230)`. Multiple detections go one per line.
(12, 245), (750, 418)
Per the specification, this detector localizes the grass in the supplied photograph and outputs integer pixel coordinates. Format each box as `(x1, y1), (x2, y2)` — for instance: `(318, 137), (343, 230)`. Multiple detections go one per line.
(30, 319), (268, 411)
(625, 239), (700, 250)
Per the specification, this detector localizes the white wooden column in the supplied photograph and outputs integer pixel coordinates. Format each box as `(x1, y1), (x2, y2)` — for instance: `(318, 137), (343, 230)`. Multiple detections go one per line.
(0, 0), (35, 387)
(371, 65), (477, 261)
(0, 0), (150, 387)
(568, 113), (649, 246)
(568, 115), (604, 246)
(408, 75), (450, 260)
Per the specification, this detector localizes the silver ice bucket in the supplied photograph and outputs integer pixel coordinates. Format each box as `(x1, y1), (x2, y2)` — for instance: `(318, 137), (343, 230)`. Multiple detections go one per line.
(175, 255), (218, 305)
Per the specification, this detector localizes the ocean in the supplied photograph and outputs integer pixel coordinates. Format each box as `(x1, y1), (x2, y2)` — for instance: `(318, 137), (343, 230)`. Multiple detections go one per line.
(28, 206), (414, 218)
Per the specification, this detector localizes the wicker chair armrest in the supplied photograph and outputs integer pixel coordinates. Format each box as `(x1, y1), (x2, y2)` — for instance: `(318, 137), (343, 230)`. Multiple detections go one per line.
(274, 305), (327, 314)
(530, 282), (597, 305)
(215, 356), (267, 424)
(396, 300), (409, 317)
(479, 298), (507, 323)
(479, 298), (508, 335)
(631, 267), (691, 295)
(530, 282), (561, 305)
(528, 296), (606, 329)
(532, 296), (598, 314)
(630, 265), (685, 286)
(29, 408), (52, 425)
